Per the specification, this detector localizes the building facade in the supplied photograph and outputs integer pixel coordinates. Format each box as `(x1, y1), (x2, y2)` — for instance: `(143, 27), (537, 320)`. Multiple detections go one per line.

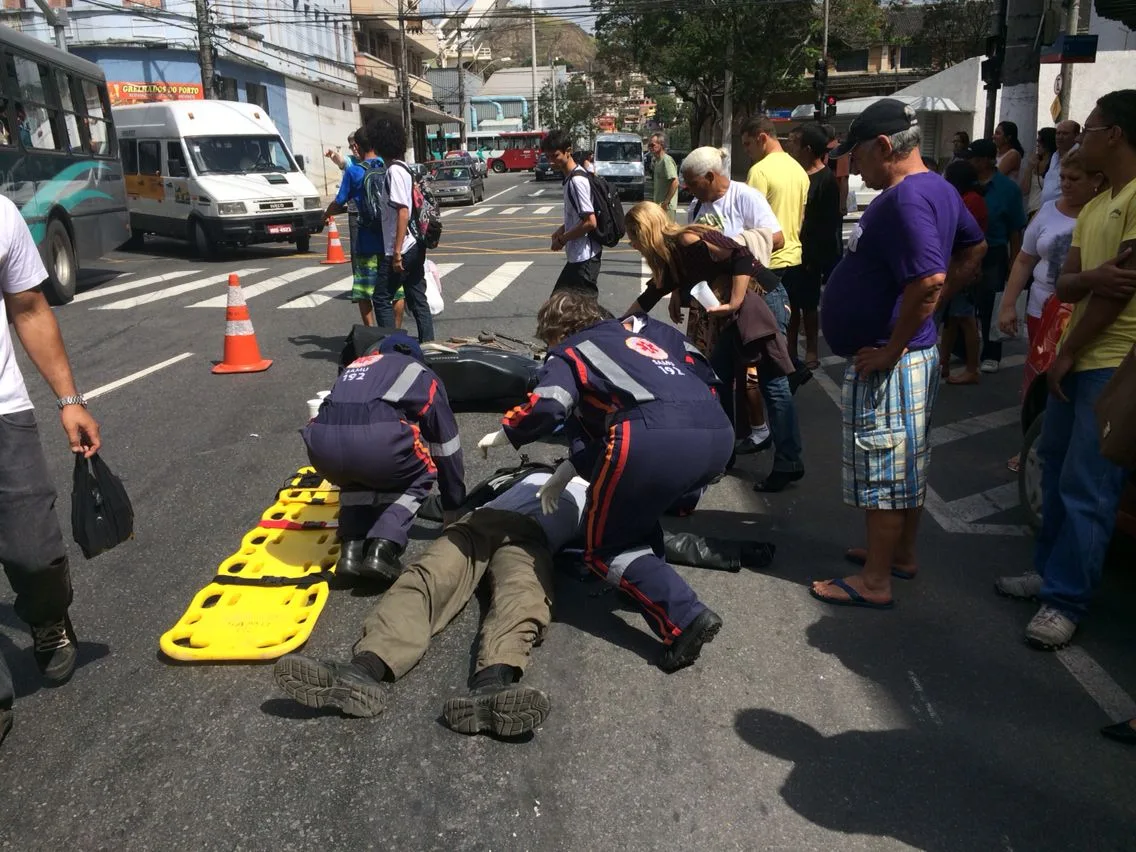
(1, 0), (360, 198)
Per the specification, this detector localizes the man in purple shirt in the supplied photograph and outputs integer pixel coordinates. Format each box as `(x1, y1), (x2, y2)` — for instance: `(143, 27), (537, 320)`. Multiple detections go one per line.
(813, 100), (986, 609)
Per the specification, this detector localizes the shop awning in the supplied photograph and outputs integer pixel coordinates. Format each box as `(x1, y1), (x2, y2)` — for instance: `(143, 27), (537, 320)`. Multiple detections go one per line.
(789, 95), (965, 122)
(359, 98), (463, 127)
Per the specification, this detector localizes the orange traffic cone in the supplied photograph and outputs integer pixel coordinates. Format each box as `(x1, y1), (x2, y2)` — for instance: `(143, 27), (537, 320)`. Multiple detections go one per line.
(212, 274), (273, 374)
(321, 218), (348, 265)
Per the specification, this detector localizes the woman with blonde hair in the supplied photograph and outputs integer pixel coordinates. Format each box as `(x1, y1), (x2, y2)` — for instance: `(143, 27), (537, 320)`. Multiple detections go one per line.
(622, 201), (801, 491)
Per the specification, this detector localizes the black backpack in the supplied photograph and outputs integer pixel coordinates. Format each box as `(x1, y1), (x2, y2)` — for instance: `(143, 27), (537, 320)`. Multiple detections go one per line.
(357, 159), (387, 236)
(567, 167), (625, 248)
(390, 161), (443, 250)
(71, 454), (134, 559)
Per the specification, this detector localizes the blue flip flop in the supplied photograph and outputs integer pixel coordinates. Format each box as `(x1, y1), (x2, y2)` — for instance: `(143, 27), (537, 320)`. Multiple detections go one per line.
(843, 548), (917, 581)
(810, 578), (895, 610)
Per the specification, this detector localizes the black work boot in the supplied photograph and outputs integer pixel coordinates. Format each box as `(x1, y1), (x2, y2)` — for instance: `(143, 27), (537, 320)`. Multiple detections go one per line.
(334, 539), (368, 583)
(273, 654), (386, 718)
(658, 608), (723, 672)
(442, 664), (551, 737)
(32, 613), (77, 686)
(360, 539), (403, 585)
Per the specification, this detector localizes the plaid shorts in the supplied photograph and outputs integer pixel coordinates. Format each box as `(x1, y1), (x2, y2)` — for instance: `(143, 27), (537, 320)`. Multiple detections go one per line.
(841, 347), (940, 510)
(352, 254), (382, 303)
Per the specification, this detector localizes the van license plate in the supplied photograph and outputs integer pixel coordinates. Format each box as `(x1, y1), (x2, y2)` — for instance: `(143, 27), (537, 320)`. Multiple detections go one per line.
(267, 224), (292, 235)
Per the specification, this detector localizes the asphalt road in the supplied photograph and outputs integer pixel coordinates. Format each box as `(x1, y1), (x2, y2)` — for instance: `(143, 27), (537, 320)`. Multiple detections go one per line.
(3, 172), (1135, 851)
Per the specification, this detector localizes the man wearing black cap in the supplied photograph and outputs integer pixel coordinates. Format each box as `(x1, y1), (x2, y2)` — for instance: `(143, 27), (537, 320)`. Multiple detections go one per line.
(812, 99), (987, 609)
(966, 137), (1027, 374)
(302, 330), (466, 585)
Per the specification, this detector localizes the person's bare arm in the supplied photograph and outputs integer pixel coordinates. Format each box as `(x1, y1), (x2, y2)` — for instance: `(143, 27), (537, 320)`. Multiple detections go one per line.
(1055, 246), (1088, 302)
(5, 288), (101, 457)
(662, 177), (679, 209)
(997, 249), (1038, 336)
(854, 272), (945, 376)
(998, 149), (1021, 178)
(940, 241), (987, 303)
(1009, 229), (1022, 266)
(392, 206), (409, 272)
(771, 230), (784, 251)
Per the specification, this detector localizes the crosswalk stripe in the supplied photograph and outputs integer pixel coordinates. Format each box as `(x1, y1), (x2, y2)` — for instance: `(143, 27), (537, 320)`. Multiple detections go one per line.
(433, 262), (463, 279)
(532, 189), (545, 196)
(278, 275), (353, 309)
(188, 267), (324, 308)
(73, 270), (198, 303)
(464, 207), (490, 217)
(456, 261), (531, 303)
(534, 205), (554, 214)
(440, 209), (460, 218)
(500, 206), (521, 215)
(93, 268), (267, 310)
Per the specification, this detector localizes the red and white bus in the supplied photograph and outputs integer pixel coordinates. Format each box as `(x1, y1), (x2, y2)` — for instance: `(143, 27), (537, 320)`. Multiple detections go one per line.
(486, 131), (546, 173)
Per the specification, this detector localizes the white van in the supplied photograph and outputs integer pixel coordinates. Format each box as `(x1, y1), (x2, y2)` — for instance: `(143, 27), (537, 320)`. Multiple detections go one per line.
(113, 100), (323, 257)
(593, 132), (645, 200)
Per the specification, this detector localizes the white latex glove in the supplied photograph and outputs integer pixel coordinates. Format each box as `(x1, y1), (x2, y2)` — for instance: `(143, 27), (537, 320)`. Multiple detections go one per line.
(536, 460), (576, 515)
(477, 428), (510, 458)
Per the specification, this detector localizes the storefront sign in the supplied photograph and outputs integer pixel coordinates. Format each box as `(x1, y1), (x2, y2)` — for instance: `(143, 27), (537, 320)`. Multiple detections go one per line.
(108, 82), (204, 105)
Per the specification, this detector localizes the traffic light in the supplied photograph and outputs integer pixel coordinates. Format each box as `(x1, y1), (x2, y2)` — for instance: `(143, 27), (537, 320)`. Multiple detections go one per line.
(813, 59), (828, 96)
(982, 34), (1005, 91)
(825, 94), (837, 119)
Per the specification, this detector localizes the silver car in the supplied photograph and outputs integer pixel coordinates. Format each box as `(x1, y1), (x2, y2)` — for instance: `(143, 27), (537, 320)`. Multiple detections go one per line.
(429, 165), (486, 206)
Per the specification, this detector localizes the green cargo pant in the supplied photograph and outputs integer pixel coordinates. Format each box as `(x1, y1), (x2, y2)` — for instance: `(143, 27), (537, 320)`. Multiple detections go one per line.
(354, 509), (555, 678)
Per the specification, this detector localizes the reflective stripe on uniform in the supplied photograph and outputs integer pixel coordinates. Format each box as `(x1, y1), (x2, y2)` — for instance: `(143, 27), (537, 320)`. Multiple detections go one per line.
(429, 435), (461, 458)
(533, 384), (574, 411)
(605, 546), (653, 585)
(575, 340), (655, 403)
(381, 362), (426, 403)
(394, 493), (422, 514)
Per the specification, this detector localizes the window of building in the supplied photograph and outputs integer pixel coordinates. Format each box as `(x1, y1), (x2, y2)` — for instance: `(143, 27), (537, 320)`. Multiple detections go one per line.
(120, 139), (138, 173)
(898, 45), (932, 69)
(9, 54), (60, 150)
(138, 139), (160, 175)
(216, 76), (238, 101)
(835, 49), (869, 73)
(245, 81), (269, 113)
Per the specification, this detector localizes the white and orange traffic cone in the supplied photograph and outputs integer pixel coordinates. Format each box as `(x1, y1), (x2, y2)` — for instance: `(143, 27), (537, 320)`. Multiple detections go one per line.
(212, 273), (273, 374)
(321, 219), (349, 265)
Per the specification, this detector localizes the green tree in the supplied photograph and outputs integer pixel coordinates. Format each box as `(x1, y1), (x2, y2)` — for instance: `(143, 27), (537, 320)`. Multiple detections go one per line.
(896, 0), (993, 70)
(538, 77), (605, 139)
(653, 93), (680, 128)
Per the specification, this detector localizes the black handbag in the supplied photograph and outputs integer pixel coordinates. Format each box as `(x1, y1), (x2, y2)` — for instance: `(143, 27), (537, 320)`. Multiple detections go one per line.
(71, 454), (134, 559)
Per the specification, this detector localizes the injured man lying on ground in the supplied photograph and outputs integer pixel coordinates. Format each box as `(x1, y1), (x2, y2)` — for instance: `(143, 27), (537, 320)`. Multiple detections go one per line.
(273, 463), (775, 738)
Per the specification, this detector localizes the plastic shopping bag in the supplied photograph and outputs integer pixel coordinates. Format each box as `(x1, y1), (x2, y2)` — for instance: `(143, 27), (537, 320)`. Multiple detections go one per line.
(71, 454), (134, 559)
(425, 259), (444, 316)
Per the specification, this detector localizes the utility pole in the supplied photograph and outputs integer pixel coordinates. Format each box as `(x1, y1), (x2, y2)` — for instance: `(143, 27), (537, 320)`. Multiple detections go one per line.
(194, 0), (216, 98)
(550, 53), (557, 128)
(530, 0), (540, 131)
(822, 0), (829, 62)
(982, 0), (1008, 138)
(721, 31), (734, 165)
(457, 22), (467, 150)
(398, 0), (414, 159)
(1059, 0), (1081, 120)
(32, 0), (67, 52)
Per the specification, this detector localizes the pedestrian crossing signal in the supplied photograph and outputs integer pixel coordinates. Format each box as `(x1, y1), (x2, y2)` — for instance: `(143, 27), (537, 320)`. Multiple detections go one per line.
(825, 95), (837, 119)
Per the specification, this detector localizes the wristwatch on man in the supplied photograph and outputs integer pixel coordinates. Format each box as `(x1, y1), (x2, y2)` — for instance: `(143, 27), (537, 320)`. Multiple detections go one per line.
(57, 394), (87, 409)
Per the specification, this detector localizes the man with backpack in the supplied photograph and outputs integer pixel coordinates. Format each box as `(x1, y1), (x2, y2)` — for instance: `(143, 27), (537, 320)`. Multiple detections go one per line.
(323, 124), (387, 327)
(371, 118), (436, 342)
(544, 130), (605, 294)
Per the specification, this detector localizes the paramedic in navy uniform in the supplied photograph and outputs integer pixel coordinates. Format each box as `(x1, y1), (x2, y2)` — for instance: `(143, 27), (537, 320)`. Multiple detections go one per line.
(478, 290), (730, 671)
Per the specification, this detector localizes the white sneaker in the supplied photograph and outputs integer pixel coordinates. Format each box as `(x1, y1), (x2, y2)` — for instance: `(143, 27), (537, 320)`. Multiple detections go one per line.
(994, 573), (1043, 600)
(980, 359), (1000, 374)
(1025, 605), (1076, 650)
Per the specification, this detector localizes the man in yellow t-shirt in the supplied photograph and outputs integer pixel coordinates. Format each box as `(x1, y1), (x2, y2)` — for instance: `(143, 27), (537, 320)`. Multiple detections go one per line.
(996, 89), (1136, 654)
(734, 115), (811, 457)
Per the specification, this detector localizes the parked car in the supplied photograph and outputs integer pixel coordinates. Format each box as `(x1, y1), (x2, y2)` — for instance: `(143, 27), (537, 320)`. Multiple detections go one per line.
(1016, 296), (1136, 537)
(428, 164), (485, 206)
(594, 132), (645, 200)
(534, 153), (556, 182)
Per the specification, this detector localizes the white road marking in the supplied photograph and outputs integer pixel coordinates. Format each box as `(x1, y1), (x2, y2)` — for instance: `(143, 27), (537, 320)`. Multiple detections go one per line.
(931, 407), (1020, 447)
(73, 270), (199, 303)
(533, 205), (554, 215)
(433, 262), (463, 279)
(278, 276), (353, 309)
(85, 352), (195, 400)
(456, 261), (531, 303)
(481, 184), (522, 204)
(1057, 646), (1136, 722)
(942, 482), (1025, 525)
(531, 189), (545, 196)
(907, 670), (942, 726)
(440, 208), (460, 218)
(500, 206), (521, 215)
(93, 268), (267, 310)
(464, 207), (490, 217)
(188, 267), (323, 308)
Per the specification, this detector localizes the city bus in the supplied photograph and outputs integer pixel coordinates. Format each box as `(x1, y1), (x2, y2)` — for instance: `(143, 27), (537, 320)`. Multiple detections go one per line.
(433, 130), (546, 173)
(0, 26), (129, 304)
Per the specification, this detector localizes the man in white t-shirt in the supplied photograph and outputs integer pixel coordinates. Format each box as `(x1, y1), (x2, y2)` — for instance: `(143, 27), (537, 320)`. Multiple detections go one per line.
(681, 147), (805, 491)
(0, 195), (102, 750)
(371, 118), (435, 342)
(543, 130), (601, 294)
(1040, 120), (1080, 207)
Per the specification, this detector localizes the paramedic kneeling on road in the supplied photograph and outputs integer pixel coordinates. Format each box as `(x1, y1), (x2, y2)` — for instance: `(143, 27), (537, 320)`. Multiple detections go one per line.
(479, 291), (732, 671)
(302, 331), (465, 585)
